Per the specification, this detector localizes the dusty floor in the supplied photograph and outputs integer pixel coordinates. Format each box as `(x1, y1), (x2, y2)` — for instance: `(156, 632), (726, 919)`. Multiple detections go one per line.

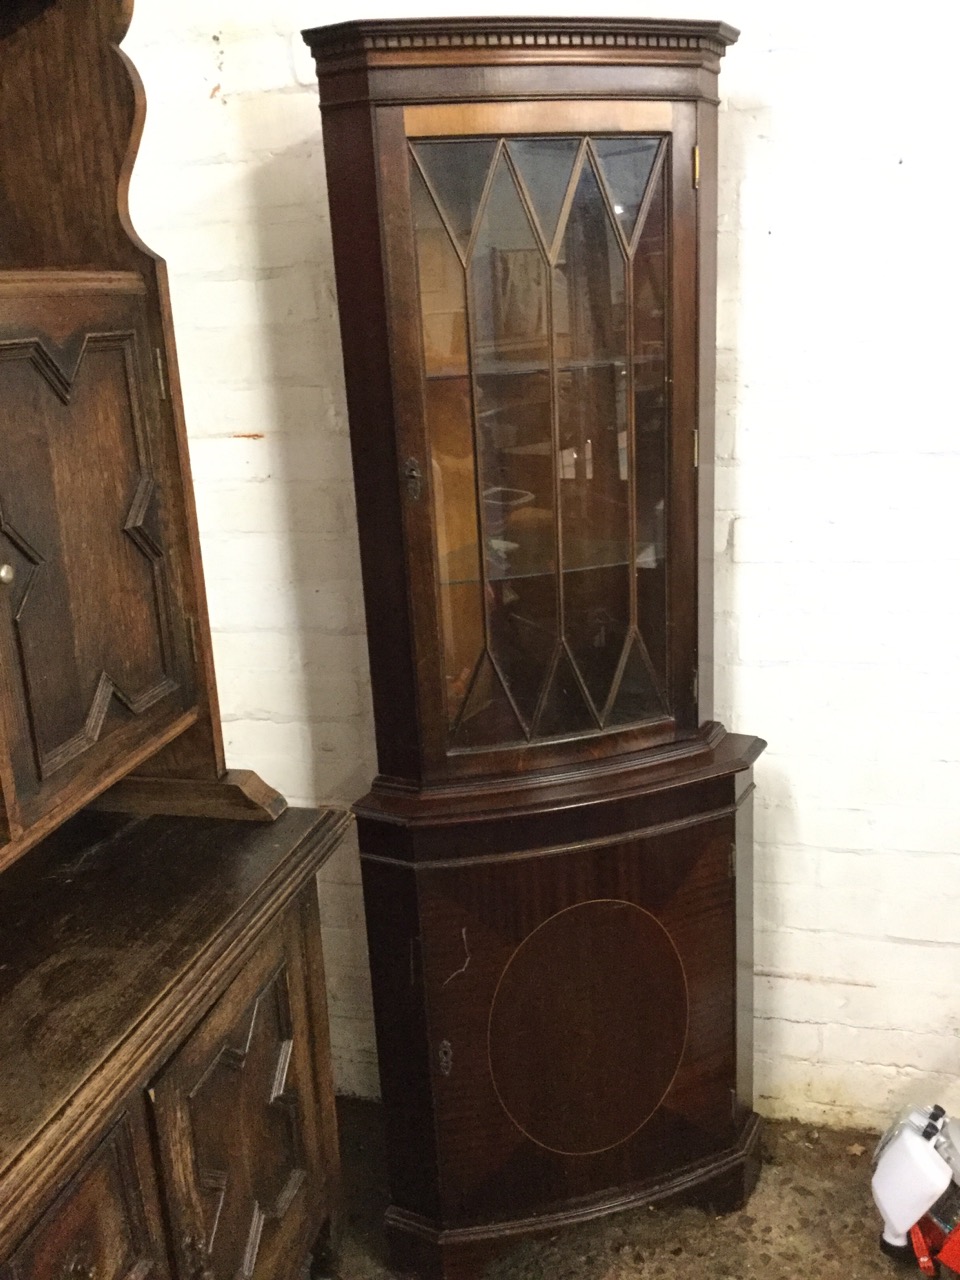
(328, 1100), (944, 1280)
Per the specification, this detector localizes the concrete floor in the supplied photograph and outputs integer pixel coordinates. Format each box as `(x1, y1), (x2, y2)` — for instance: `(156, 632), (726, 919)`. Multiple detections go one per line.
(329, 1100), (933, 1280)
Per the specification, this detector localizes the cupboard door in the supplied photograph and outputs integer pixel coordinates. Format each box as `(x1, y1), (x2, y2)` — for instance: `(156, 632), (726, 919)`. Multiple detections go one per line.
(0, 1108), (170, 1280)
(400, 104), (698, 763)
(408, 814), (739, 1224)
(0, 272), (195, 835)
(149, 907), (333, 1280)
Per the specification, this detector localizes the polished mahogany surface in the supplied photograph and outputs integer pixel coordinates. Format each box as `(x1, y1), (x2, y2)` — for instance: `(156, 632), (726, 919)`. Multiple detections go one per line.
(304, 18), (738, 791)
(307, 18), (760, 1279)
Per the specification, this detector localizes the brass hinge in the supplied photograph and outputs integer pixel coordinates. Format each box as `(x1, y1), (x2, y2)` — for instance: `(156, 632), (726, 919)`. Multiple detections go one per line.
(155, 347), (168, 400)
(692, 144), (700, 189)
(692, 668), (698, 703)
(729, 843), (737, 878)
(693, 428), (700, 469)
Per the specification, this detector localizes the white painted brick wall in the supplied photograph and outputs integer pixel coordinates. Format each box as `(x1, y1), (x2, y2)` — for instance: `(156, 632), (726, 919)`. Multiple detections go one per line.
(123, 0), (960, 1123)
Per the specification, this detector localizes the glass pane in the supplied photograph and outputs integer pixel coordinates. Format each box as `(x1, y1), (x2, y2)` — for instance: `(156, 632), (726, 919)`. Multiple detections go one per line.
(413, 139), (497, 256)
(556, 365), (630, 571)
(553, 158), (625, 369)
(553, 156), (631, 716)
(506, 138), (580, 251)
(592, 137), (660, 245)
(427, 381), (485, 722)
(633, 161), (669, 691)
(563, 566), (631, 718)
(413, 133), (675, 748)
(411, 162), (484, 726)
(608, 635), (666, 725)
(411, 164), (468, 377)
(470, 153), (556, 729)
(453, 652), (524, 747)
(536, 647), (596, 737)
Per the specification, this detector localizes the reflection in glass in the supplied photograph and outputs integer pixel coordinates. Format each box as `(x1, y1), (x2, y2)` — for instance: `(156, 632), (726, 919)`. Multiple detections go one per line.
(593, 137), (660, 245)
(506, 138), (581, 251)
(410, 162), (484, 725)
(414, 139), (497, 256)
(554, 156), (630, 715)
(632, 159), (669, 695)
(454, 652), (523, 746)
(407, 132), (673, 746)
(411, 165), (468, 377)
(471, 153), (556, 729)
(607, 636), (666, 725)
(537, 648), (596, 736)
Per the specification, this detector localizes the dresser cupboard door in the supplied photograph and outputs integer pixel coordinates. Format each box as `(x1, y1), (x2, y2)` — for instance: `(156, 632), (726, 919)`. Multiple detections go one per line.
(0, 272), (195, 839)
(0, 1107), (170, 1280)
(149, 908), (332, 1280)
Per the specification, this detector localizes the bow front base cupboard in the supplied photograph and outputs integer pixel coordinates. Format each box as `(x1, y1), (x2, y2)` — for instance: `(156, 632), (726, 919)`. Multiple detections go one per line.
(304, 18), (764, 1278)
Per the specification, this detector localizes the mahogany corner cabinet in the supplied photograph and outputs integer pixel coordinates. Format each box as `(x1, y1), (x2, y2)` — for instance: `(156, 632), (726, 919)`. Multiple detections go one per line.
(303, 17), (764, 1279)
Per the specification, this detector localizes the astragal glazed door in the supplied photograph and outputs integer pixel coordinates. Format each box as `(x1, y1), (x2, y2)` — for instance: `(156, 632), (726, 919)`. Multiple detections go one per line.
(404, 102), (699, 755)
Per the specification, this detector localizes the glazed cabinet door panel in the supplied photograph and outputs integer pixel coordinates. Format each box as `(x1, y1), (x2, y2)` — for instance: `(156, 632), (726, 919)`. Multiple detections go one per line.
(0, 273), (195, 834)
(0, 1105), (170, 1280)
(149, 909), (331, 1280)
(383, 100), (700, 776)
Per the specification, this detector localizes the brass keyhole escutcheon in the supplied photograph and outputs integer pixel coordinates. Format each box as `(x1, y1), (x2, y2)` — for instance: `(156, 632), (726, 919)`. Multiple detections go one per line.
(404, 458), (423, 501)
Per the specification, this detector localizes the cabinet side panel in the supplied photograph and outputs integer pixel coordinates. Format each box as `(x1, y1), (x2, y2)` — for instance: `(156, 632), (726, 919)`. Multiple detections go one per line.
(734, 769), (756, 1111)
(320, 104), (421, 783)
(696, 102), (719, 724)
(665, 103), (700, 730)
(293, 875), (341, 1230)
(360, 854), (441, 1219)
(0, 0), (140, 272)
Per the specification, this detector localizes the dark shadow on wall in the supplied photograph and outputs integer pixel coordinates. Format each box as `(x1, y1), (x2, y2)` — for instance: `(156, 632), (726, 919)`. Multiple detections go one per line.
(238, 90), (377, 808)
(239, 89), (380, 1101)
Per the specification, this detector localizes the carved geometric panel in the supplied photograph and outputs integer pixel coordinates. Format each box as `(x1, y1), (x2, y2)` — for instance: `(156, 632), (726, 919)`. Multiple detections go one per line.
(140, 935), (321, 1280)
(186, 971), (306, 1279)
(0, 284), (186, 805)
(3, 1116), (164, 1280)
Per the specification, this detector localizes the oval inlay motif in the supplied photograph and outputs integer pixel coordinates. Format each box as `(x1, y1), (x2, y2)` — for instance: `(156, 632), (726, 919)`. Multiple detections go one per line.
(488, 899), (688, 1155)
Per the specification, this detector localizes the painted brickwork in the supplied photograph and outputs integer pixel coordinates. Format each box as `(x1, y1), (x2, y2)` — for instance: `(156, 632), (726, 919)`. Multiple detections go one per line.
(123, 0), (960, 1121)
